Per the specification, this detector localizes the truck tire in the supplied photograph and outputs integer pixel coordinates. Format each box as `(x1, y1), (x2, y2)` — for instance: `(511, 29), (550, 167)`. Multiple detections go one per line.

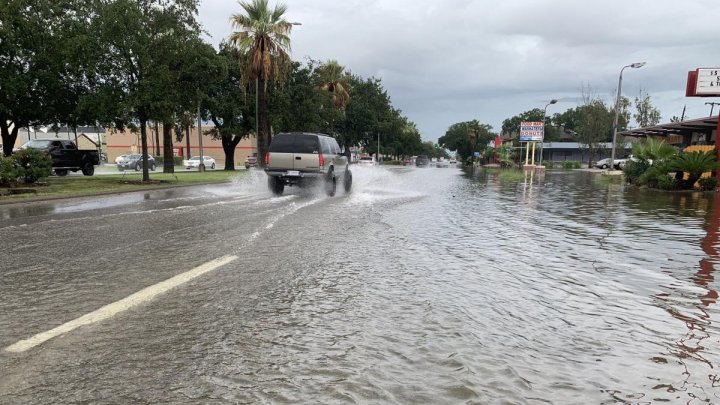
(343, 169), (352, 193)
(54, 169), (68, 176)
(325, 171), (336, 197)
(81, 163), (94, 176)
(268, 176), (284, 196)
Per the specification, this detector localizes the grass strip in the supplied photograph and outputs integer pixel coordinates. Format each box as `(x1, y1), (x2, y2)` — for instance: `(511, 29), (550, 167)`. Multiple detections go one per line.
(0, 170), (247, 202)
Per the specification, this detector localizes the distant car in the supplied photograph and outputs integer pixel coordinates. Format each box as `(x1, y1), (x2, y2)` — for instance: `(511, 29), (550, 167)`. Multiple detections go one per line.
(115, 154), (129, 165)
(594, 158), (612, 169)
(449, 158), (457, 165)
(244, 154), (258, 169)
(436, 159), (450, 168)
(356, 156), (377, 167)
(117, 154), (156, 171)
(416, 155), (430, 167)
(184, 156), (216, 170)
(403, 158), (413, 166)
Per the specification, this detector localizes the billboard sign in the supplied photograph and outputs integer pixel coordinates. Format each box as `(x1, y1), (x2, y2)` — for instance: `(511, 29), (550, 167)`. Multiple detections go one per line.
(519, 121), (545, 142)
(695, 68), (720, 95)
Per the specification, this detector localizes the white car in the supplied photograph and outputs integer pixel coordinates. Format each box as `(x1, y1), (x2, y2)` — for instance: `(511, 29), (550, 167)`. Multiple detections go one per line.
(184, 156), (216, 169)
(115, 154), (129, 165)
(356, 156), (377, 167)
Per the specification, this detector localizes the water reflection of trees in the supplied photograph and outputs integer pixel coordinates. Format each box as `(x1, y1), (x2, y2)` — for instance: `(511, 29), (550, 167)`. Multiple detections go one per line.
(652, 192), (719, 400)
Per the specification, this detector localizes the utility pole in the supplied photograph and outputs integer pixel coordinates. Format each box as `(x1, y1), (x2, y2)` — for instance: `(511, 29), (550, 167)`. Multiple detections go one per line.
(705, 102), (720, 116)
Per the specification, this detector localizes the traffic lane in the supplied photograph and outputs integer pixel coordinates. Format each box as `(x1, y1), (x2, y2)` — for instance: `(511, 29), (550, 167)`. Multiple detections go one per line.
(0, 187), (390, 403)
(0, 186), (308, 350)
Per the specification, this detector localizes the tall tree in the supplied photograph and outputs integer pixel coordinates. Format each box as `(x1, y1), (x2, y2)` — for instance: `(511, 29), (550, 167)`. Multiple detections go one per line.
(317, 59), (351, 150)
(0, 0), (92, 156)
(92, 0), (204, 180)
(576, 85), (613, 168)
(634, 89), (661, 128)
(205, 44), (252, 170)
(229, 0), (296, 168)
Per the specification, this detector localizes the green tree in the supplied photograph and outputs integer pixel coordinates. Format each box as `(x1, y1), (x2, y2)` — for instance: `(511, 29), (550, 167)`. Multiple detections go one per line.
(0, 0), (93, 156)
(269, 60), (326, 134)
(229, 0), (296, 167)
(203, 44), (251, 170)
(634, 89), (661, 128)
(439, 120), (494, 162)
(317, 60), (351, 155)
(575, 85), (613, 168)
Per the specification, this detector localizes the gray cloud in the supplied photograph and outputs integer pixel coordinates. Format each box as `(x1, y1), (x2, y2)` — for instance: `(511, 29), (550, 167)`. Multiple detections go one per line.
(199, 0), (718, 140)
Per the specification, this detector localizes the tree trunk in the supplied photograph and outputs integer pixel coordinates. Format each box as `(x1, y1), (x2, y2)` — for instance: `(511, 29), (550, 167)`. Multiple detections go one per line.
(185, 126), (191, 160)
(154, 122), (161, 156)
(140, 119), (150, 182)
(163, 123), (174, 173)
(222, 135), (242, 170)
(1, 123), (19, 157)
(257, 77), (270, 168)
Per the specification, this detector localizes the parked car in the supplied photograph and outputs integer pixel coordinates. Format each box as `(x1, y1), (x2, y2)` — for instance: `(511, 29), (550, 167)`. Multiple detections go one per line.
(594, 158), (612, 169)
(19, 139), (99, 176)
(117, 154), (156, 171)
(115, 154), (129, 165)
(244, 154), (258, 169)
(264, 132), (352, 196)
(436, 159), (450, 168)
(356, 156), (377, 167)
(416, 155), (430, 167)
(184, 156), (216, 170)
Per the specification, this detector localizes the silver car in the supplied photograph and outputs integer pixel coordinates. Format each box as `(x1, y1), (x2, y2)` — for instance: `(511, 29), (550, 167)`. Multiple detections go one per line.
(264, 133), (352, 196)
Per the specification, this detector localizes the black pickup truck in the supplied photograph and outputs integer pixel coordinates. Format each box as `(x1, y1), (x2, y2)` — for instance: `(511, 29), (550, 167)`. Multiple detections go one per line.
(19, 139), (100, 176)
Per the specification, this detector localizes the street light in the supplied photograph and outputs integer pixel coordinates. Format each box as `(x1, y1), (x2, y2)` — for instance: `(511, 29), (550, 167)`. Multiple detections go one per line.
(610, 62), (645, 169)
(538, 99), (557, 167)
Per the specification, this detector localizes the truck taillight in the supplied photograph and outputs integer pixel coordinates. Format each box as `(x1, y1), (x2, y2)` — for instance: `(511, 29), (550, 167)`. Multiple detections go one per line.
(318, 153), (325, 167)
(264, 153), (269, 165)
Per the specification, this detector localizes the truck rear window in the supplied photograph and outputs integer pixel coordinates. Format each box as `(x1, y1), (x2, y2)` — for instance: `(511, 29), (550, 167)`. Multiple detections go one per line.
(269, 134), (319, 154)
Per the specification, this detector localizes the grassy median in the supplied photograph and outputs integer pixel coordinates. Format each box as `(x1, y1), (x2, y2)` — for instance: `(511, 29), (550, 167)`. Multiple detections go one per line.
(0, 169), (247, 202)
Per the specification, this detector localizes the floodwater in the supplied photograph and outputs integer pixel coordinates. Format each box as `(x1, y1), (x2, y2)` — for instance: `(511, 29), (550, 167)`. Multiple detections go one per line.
(1, 166), (719, 403)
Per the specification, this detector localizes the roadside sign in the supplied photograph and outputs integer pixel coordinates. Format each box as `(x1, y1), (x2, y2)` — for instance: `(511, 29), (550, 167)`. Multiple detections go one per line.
(520, 121), (545, 142)
(696, 69), (720, 95)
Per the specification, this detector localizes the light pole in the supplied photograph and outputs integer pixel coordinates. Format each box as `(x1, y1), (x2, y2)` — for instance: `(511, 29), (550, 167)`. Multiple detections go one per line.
(610, 62), (645, 169)
(538, 99), (557, 167)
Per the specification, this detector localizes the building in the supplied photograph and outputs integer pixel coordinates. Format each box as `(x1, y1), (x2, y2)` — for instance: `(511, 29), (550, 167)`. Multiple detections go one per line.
(104, 125), (257, 164)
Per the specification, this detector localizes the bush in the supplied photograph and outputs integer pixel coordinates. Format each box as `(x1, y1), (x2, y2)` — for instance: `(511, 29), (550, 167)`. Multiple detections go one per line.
(699, 177), (717, 191)
(562, 160), (580, 169)
(0, 156), (18, 186)
(623, 160), (650, 184)
(12, 149), (52, 183)
(153, 156), (183, 166)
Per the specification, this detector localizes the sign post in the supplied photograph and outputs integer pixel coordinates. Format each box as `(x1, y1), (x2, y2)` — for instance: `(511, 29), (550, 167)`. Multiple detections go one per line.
(687, 68), (720, 183)
(520, 121), (544, 169)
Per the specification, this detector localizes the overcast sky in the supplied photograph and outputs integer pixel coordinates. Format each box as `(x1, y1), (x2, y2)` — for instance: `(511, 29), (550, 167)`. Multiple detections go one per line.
(197, 0), (718, 142)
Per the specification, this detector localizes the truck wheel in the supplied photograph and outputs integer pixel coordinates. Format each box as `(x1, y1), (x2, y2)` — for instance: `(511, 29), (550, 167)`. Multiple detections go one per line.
(135, 162), (142, 171)
(268, 176), (284, 196)
(150, 163), (156, 171)
(343, 169), (352, 193)
(55, 169), (68, 177)
(325, 171), (337, 197)
(81, 163), (94, 176)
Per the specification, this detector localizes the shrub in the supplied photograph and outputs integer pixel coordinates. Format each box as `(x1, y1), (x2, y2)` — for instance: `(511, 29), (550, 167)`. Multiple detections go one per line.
(0, 156), (18, 185)
(623, 160), (650, 184)
(154, 156), (183, 166)
(562, 160), (580, 169)
(667, 151), (717, 190)
(12, 149), (52, 183)
(699, 177), (717, 191)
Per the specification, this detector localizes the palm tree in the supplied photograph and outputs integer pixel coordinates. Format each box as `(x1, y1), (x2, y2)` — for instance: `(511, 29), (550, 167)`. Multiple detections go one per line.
(317, 60), (351, 153)
(229, 0), (296, 167)
(631, 137), (677, 163)
(668, 151), (717, 189)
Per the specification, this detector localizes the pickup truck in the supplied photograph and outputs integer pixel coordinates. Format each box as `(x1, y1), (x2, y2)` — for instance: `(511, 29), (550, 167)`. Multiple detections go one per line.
(19, 139), (100, 176)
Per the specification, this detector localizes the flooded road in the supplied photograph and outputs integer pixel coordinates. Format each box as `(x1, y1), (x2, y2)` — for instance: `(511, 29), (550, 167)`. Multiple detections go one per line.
(1, 167), (719, 403)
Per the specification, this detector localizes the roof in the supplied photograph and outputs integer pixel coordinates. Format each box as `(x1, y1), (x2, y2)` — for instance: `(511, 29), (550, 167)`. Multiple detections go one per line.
(618, 116), (718, 138)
